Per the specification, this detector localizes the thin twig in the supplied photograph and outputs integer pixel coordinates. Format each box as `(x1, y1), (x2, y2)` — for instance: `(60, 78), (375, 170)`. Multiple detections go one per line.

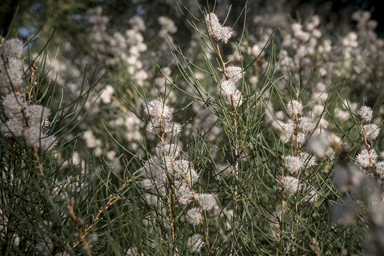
(67, 200), (92, 256)
(73, 179), (131, 248)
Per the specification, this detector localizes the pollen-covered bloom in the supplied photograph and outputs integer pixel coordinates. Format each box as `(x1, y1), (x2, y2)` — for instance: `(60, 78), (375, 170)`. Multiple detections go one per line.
(282, 176), (301, 195)
(375, 162), (384, 179)
(2, 92), (27, 119)
(27, 105), (51, 128)
(144, 99), (173, 121)
(144, 100), (181, 135)
(225, 66), (243, 83)
(356, 106), (373, 123)
(176, 182), (192, 205)
(284, 156), (303, 174)
(156, 142), (181, 159)
(1, 38), (23, 58)
(362, 124), (380, 140)
(174, 160), (199, 184)
(0, 92), (57, 151)
(0, 59), (23, 89)
(205, 13), (233, 43)
(146, 120), (182, 135)
(299, 117), (316, 133)
(186, 208), (201, 226)
(0, 38), (24, 91)
(300, 152), (317, 168)
(24, 127), (57, 151)
(356, 149), (378, 168)
(280, 123), (295, 143)
(292, 132), (306, 146)
(286, 100), (303, 117)
(218, 79), (242, 106)
(0, 118), (23, 137)
(195, 193), (216, 211)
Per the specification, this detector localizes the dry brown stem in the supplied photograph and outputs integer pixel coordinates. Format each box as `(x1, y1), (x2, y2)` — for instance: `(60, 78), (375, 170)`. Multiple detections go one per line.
(73, 179), (131, 248)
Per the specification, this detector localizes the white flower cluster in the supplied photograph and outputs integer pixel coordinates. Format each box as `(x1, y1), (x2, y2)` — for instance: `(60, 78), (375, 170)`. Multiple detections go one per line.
(298, 117), (316, 133)
(282, 176), (301, 195)
(218, 79), (242, 106)
(280, 103), (316, 144)
(158, 16), (177, 53)
(99, 85), (114, 104)
(284, 153), (316, 174)
(362, 124), (380, 140)
(142, 141), (217, 211)
(0, 38), (23, 93)
(217, 66), (243, 107)
(280, 123), (295, 143)
(284, 156), (303, 174)
(344, 11), (384, 90)
(126, 17), (148, 86)
(286, 100), (303, 117)
(205, 13), (233, 44)
(311, 82), (328, 117)
(354, 106), (383, 177)
(144, 100), (181, 135)
(141, 142), (197, 194)
(375, 162), (384, 179)
(0, 92), (57, 151)
(356, 149), (378, 168)
(225, 66), (243, 83)
(279, 98), (318, 203)
(282, 176), (318, 203)
(300, 152), (317, 168)
(142, 100), (217, 249)
(87, 7), (148, 86)
(356, 105), (373, 123)
(83, 130), (102, 156)
(279, 15), (324, 77)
